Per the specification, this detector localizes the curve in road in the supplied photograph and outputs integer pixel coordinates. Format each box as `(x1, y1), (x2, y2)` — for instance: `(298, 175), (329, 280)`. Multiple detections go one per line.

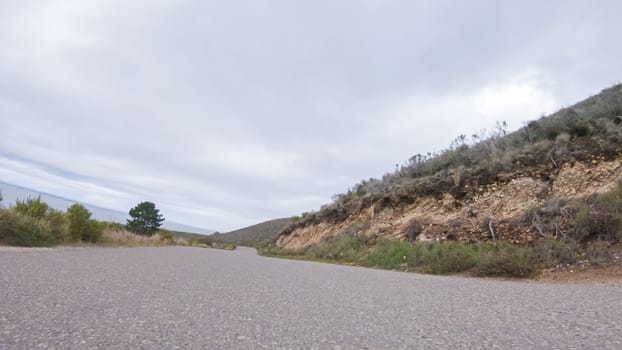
(1, 246), (621, 349)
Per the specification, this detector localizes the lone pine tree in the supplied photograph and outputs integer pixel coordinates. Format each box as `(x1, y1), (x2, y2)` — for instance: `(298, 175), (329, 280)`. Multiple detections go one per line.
(126, 201), (165, 236)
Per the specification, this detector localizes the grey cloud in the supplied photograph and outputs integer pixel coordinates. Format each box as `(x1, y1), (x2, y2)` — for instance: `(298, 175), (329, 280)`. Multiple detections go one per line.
(1, 0), (621, 230)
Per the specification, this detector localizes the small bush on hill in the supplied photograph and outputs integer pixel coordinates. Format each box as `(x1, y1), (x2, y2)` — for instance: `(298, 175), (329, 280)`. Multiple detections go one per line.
(403, 219), (423, 242)
(585, 241), (617, 266)
(572, 182), (622, 242)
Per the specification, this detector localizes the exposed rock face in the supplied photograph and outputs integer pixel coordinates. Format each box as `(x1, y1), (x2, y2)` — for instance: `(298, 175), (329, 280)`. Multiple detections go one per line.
(552, 158), (622, 198)
(276, 157), (622, 249)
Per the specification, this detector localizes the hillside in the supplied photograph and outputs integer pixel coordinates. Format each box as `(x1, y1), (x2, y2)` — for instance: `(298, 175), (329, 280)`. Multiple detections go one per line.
(210, 218), (292, 246)
(276, 84), (622, 250)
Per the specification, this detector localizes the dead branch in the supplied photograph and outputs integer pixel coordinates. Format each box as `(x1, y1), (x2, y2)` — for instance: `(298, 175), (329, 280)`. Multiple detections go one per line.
(554, 222), (567, 239)
(532, 216), (544, 237)
(488, 218), (496, 242)
(550, 154), (559, 169)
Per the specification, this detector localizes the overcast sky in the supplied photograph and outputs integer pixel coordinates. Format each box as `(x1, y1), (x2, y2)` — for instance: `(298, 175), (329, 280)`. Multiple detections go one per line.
(1, 1), (621, 231)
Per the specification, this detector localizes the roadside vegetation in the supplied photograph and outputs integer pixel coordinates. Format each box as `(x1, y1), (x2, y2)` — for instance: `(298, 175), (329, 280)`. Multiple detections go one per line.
(259, 235), (621, 278)
(0, 195), (185, 247)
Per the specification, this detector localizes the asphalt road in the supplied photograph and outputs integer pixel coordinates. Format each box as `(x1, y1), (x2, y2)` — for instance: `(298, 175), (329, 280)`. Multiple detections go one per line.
(1, 246), (621, 349)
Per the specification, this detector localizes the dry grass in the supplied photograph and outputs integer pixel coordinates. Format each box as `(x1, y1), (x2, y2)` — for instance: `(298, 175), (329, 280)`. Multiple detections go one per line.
(99, 229), (188, 247)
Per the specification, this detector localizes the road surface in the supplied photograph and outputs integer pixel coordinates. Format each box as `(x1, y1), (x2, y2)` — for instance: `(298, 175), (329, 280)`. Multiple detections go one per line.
(1, 246), (621, 349)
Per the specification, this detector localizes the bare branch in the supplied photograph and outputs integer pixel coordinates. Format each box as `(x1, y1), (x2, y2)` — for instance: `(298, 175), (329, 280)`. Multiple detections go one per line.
(554, 222), (567, 239)
(532, 217), (544, 237)
(488, 218), (496, 242)
(550, 154), (558, 169)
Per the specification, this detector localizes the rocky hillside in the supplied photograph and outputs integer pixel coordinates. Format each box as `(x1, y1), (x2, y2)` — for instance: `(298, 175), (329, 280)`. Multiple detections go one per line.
(277, 84), (622, 250)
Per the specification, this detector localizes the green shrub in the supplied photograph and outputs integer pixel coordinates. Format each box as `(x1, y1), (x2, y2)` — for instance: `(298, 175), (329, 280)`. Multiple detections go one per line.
(363, 240), (481, 270)
(104, 221), (125, 231)
(532, 236), (580, 266)
(67, 204), (98, 242)
(423, 241), (478, 274)
(83, 220), (104, 243)
(45, 209), (70, 242)
(157, 229), (175, 242)
(573, 210), (622, 242)
(363, 240), (419, 269)
(67, 204), (94, 241)
(403, 219), (423, 242)
(572, 183), (622, 242)
(12, 196), (49, 220)
(585, 241), (616, 266)
(595, 182), (622, 211)
(0, 211), (57, 247)
(474, 242), (539, 278)
(304, 236), (366, 262)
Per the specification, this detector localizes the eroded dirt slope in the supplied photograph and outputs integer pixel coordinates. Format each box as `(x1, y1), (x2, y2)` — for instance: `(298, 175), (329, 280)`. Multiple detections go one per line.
(278, 157), (622, 250)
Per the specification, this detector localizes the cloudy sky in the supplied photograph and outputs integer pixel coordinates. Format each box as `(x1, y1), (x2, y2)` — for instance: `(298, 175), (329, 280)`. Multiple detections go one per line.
(1, 1), (621, 231)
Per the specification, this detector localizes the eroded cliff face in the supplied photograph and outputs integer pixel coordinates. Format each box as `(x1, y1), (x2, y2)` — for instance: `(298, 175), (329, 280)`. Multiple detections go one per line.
(277, 157), (622, 250)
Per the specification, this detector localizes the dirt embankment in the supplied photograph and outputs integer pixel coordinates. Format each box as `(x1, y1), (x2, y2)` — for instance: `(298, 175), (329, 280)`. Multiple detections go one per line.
(277, 157), (622, 250)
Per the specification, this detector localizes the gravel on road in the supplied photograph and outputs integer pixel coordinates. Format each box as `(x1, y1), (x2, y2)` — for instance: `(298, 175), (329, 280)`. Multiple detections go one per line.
(1, 246), (621, 349)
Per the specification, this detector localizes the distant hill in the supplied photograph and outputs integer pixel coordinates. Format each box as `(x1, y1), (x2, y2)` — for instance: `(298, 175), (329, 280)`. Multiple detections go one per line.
(210, 218), (292, 246)
(0, 181), (214, 235)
